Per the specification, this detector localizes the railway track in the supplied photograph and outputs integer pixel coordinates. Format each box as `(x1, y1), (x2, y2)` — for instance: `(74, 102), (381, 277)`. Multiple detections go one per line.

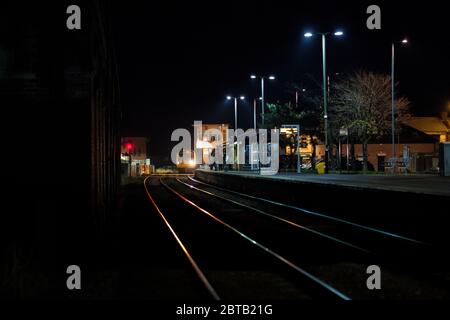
(185, 177), (430, 252)
(187, 176), (425, 245)
(175, 178), (380, 260)
(144, 176), (352, 300)
(143, 176), (220, 300)
(143, 175), (450, 299)
(184, 177), (450, 266)
(180, 176), (450, 293)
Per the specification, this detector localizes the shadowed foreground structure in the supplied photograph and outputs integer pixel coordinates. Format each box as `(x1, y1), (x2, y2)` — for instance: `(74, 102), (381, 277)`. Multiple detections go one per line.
(0, 1), (120, 297)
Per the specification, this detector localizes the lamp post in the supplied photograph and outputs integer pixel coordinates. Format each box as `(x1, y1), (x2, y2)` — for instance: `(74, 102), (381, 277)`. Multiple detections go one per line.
(226, 95), (245, 170)
(226, 95), (245, 130)
(251, 97), (263, 130)
(391, 38), (408, 173)
(250, 74), (275, 126)
(125, 142), (133, 177)
(304, 30), (343, 173)
(295, 88), (306, 109)
(253, 98), (257, 130)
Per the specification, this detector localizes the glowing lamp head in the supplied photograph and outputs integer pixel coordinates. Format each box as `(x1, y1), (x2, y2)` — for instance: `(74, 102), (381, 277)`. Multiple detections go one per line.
(402, 39), (408, 44)
(268, 76), (276, 80)
(240, 96), (245, 100)
(226, 96), (232, 100)
(334, 31), (344, 36)
(304, 32), (313, 38)
(250, 75), (257, 79)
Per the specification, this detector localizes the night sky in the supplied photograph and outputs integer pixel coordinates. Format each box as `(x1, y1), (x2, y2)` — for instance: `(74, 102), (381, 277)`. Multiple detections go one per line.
(112, 1), (450, 157)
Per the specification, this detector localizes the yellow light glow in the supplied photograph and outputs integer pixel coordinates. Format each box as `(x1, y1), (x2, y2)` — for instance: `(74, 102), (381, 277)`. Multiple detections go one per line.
(281, 128), (298, 134)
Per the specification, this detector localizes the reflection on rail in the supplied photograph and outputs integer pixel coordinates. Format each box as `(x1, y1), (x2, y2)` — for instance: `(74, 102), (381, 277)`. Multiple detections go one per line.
(143, 176), (220, 300)
(188, 176), (426, 245)
(160, 177), (352, 300)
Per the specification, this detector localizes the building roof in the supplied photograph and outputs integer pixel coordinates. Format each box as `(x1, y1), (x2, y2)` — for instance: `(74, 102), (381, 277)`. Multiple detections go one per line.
(372, 124), (438, 144)
(405, 116), (450, 135)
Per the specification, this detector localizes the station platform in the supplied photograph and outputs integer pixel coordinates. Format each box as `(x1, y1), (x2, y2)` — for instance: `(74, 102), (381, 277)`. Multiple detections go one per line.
(194, 170), (450, 197)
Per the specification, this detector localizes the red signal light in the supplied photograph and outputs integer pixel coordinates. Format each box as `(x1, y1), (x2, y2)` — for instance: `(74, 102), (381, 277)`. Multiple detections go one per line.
(125, 142), (133, 152)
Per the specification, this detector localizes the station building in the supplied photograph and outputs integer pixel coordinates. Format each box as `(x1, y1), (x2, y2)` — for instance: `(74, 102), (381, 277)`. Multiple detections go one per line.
(280, 112), (449, 173)
(121, 137), (153, 176)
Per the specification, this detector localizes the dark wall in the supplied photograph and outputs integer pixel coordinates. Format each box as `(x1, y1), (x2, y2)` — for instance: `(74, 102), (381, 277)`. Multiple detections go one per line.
(0, 1), (120, 297)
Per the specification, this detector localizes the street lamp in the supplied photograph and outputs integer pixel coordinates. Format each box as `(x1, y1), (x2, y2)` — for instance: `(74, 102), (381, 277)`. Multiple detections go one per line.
(250, 74), (276, 126)
(391, 38), (408, 172)
(253, 97), (263, 130)
(294, 88), (307, 108)
(226, 95), (245, 130)
(304, 30), (344, 173)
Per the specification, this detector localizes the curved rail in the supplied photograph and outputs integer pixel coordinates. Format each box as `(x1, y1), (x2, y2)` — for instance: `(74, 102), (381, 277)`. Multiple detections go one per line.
(160, 178), (352, 300)
(176, 178), (371, 254)
(188, 176), (425, 245)
(143, 176), (220, 300)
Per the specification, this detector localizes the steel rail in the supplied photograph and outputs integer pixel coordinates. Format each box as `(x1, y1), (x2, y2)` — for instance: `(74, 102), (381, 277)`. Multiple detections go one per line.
(143, 176), (220, 300)
(176, 178), (371, 254)
(160, 178), (352, 300)
(188, 176), (425, 245)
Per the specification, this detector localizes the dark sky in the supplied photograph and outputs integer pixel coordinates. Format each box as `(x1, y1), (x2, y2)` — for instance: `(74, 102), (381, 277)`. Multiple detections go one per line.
(112, 0), (450, 157)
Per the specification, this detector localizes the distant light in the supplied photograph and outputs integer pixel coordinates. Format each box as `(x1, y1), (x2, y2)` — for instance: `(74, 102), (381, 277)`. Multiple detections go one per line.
(240, 96), (245, 100)
(402, 39), (408, 44)
(250, 75), (257, 79)
(226, 96), (232, 100)
(268, 76), (276, 80)
(334, 31), (344, 36)
(302, 88), (306, 92)
(259, 97), (263, 100)
(304, 32), (313, 38)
